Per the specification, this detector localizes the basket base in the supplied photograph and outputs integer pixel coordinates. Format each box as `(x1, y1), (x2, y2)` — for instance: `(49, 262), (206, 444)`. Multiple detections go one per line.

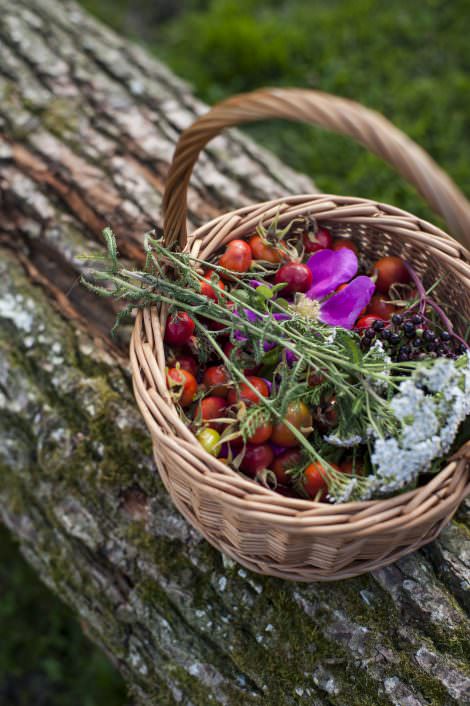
(167, 491), (452, 582)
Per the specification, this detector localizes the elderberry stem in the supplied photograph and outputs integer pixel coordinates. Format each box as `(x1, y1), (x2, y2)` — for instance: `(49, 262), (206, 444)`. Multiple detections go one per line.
(425, 299), (469, 348)
(404, 261), (427, 315)
(404, 261), (468, 349)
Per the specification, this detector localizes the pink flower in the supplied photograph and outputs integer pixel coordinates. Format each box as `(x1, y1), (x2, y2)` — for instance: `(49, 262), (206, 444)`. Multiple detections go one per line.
(305, 248), (375, 329)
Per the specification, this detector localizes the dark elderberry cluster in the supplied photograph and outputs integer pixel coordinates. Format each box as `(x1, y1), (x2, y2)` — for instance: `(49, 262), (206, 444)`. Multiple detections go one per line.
(360, 313), (467, 362)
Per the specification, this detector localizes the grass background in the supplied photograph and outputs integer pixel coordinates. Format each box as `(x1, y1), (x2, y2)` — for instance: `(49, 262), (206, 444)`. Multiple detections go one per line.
(82, 0), (470, 223)
(2, 1), (469, 703)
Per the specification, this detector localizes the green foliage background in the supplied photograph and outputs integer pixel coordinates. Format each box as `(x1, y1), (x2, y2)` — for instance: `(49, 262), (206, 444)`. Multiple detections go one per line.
(82, 0), (470, 222)
(3, 1), (469, 703)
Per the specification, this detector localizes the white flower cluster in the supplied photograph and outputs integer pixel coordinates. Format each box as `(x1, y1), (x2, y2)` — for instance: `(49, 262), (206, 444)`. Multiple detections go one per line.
(365, 353), (470, 499)
(365, 339), (392, 392)
(324, 432), (363, 447)
(324, 328), (337, 345)
(367, 339), (387, 357)
(328, 476), (359, 503)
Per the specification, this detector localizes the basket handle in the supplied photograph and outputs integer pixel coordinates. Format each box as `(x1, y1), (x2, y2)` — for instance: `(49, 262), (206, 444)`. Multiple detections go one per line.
(162, 88), (470, 251)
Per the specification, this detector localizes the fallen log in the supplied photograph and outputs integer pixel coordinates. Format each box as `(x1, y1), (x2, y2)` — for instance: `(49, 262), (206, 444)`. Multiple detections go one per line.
(1, 1), (469, 704)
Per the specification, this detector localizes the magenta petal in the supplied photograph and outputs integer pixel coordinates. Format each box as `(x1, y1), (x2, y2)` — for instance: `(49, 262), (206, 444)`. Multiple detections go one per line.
(319, 276), (375, 329)
(306, 248), (358, 299)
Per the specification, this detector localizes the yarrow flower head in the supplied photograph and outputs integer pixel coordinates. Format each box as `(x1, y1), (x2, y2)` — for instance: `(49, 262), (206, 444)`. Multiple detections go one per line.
(328, 476), (360, 503)
(365, 339), (392, 392)
(364, 352), (470, 499)
(324, 433), (363, 448)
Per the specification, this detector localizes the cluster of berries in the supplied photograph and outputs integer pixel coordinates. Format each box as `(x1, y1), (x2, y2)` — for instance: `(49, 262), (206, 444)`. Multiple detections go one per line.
(361, 313), (466, 361)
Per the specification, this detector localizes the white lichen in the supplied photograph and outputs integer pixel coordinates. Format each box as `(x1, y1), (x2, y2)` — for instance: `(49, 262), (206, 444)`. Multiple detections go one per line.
(0, 294), (34, 332)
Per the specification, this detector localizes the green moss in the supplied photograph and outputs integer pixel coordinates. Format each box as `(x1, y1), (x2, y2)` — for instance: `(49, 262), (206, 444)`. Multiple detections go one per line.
(0, 259), (152, 496)
(396, 647), (452, 706)
(452, 516), (470, 536)
(129, 546), (394, 704)
(122, 511), (470, 705)
(40, 97), (81, 139)
(0, 463), (29, 520)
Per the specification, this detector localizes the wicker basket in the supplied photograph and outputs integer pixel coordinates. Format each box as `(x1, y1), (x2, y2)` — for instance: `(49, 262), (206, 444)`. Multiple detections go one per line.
(130, 89), (470, 581)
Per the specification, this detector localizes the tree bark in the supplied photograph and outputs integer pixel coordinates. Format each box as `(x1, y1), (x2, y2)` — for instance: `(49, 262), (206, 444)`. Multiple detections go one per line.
(1, 2), (470, 704)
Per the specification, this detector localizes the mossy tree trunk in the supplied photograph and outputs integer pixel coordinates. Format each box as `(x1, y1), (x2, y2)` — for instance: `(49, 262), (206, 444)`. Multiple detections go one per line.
(1, 1), (470, 704)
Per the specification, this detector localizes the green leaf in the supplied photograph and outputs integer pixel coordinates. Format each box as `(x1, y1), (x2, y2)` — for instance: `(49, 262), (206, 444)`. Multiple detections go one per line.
(256, 285), (274, 300)
(234, 289), (251, 303)
(274, 297), (290, 310)
(102, 227), (118, 272)
(271, 283), (288, 296)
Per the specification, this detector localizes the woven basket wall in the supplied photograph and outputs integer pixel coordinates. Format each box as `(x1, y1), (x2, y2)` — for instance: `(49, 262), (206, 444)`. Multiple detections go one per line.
(130, 89), (470, 581)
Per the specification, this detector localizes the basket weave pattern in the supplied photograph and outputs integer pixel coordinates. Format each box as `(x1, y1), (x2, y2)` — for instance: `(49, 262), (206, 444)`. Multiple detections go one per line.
(130, 90), (470, 581)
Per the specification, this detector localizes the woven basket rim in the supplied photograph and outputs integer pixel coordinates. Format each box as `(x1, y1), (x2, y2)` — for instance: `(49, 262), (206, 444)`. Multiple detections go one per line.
(189, 193), (470, 258)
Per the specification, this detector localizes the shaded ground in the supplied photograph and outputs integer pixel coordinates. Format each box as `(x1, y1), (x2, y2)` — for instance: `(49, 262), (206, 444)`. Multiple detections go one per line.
(0, 526), (127, 706)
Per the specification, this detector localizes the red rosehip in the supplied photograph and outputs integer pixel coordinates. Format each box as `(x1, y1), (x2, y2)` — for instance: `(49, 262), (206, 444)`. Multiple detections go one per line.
(247, 421), (273, 445)
(197, 396), (226, 426)
(366, 294), (397, 320)
(304, 461), (339, 500)
(271, 400), (313, 448)
(272, 449), (302, 485)
(274, 263), (313, 294)
(167, 368), (198, 407)
(203, 365), (230, 397)
(164, 312), (195, 346)
(200, 270), (225, 300)
(219, 239), (252, 276)
(249, 235), (283, 263)
(355, 315), (385, 330)
(174, 354), (198, 378)
(227, 376), (269, 406)
(372, 256), (410, 294)
(303, 226), (333, 253)
(332, 238), (357, 254)
(240, 444), (274, 477)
